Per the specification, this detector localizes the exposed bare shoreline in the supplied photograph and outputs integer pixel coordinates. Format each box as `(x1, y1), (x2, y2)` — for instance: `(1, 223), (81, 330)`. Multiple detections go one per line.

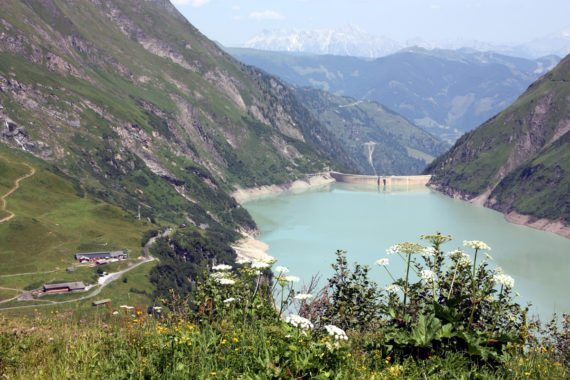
(429, 184), (570, 240)
(230, 173), (335, 263)
(230, 175), (569, 262)
(505, 211), (570, 239)
(231, 173), (335, 204)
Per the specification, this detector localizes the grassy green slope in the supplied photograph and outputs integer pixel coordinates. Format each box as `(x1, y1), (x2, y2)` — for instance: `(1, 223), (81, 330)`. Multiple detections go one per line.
(427, 55), (570, 223)
(0, 143), (150, 289)
(492, 133), (570, 223)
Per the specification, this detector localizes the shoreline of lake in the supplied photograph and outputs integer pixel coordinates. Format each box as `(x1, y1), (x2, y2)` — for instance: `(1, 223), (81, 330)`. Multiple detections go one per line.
(231, 173), (335, 204)
(233, 173), (569, 240)
(242, 183), (570, 317)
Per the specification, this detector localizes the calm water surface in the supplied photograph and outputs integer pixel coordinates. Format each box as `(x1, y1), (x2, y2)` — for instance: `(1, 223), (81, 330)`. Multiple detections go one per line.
(244, 183), (570, 319)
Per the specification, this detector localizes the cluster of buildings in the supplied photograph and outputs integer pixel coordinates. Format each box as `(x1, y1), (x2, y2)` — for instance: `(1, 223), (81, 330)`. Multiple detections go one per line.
(40, 250), (129, 295)
(74, 250), (128, 265)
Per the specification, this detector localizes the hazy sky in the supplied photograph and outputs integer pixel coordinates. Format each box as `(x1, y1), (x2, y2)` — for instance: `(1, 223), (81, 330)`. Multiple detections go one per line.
(171, 0), (570, 47)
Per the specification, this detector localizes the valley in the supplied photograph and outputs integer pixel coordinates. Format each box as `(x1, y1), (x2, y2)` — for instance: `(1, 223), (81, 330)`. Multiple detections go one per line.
(0, 0), (569, 378)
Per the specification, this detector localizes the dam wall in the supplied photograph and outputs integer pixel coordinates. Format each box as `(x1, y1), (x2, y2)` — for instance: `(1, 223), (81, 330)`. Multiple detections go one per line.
(329, 172), (432, 187)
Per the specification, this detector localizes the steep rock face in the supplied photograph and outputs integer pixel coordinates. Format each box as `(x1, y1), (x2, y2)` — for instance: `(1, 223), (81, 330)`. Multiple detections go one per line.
(427, 55), (570, 229)
(0, 0), (353, 230)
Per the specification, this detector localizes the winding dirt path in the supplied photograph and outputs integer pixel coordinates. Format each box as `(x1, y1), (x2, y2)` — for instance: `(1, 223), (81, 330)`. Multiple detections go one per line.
(0, 229), (173, 311)
(0, 162), (35, 224)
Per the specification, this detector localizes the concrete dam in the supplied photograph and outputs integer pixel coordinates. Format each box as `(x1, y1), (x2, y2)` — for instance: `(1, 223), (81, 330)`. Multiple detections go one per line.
(329, 172), (432, 187)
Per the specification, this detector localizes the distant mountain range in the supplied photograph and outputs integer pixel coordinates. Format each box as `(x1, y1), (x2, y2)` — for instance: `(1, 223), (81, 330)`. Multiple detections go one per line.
(427, 55), (570, 237)
(229, 47), (559, 142)
(244, 27), (570, 59)
(244, 27), (402, 59)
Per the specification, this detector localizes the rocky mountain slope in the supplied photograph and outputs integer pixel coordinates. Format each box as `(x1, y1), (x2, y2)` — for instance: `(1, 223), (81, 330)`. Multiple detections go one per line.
(294, 88), (448, 175)
(0, 0), (356, 236)
(228, 47), (559, 142)
(426, 55), (570, 236)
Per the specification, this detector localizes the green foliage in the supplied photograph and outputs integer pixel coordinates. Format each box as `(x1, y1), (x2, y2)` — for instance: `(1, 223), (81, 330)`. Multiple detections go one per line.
(0, 233), (569, 378)
(149, 229), (237, 299)
(321, 250), (382, 331)
(0, 144), (149, 292)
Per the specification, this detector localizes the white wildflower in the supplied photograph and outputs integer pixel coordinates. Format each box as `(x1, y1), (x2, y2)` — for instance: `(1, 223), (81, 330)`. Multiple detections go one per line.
(422, 247), (436, 257)
(210, 272), (229, 279)
(275, 266), (289, 274)
(463, 240), (491, 251)
(120, 305), (134, 310)
(375, 258), (389, 266)
(447, 250), (471, 266)
(251, 261), (271, 269)
(112, 311), (119, 315)
(384, 284), (402, 294)
(283, 275), (300, 283)
(386, 245), (399, 255)
(420, 269), (435, 282)
(223, 297), (237, 304)
(212, 264), (232, 271)
(324, 325), (349, 341)
(294, 293), (313, 301)
(216, 278), (235, 285)
(484, 252), (494, 261)
(493, 272), (515, 288)
(236, 257), (251, 265)
(285, 314), (313, 330)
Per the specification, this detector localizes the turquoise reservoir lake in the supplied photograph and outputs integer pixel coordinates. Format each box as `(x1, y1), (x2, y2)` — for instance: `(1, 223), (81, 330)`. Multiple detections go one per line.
(244, 183), (570, 319)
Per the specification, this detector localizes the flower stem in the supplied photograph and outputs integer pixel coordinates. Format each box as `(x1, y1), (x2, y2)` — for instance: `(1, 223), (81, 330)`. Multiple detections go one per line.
(491, 285), (504, 335)
(383, 267), (396, 282)
(403, 252), (412, 318)
(468, 248), (480, 328)
(278, 284), (285, 319)
(447, 262), (460, 300)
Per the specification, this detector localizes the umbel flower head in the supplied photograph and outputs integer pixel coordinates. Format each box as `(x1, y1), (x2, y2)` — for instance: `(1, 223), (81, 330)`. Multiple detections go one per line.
(421, 247), (436, 257)
(447, 250), (471, 266)
(386, 242), (425, 255)
(251, 261), (271, 269)
(384, 284), (402, 294)
(275, 266), (289, 274)
(324, 325), (348, 341)
(212, 264), (232, 271)
(420, 233), (453, 245)
(285, 314), (313, 330)
(420, 269), (435, 282)
(376, 258), (389, 266)
(294, 293), (313, 300)
(216, 278), (235, 286)
(493, 268), (515, 288)
(463, 240), (491, 251)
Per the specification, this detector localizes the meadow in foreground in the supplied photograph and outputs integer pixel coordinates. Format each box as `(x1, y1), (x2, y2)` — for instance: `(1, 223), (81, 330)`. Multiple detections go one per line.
(1, 234), (568, 379)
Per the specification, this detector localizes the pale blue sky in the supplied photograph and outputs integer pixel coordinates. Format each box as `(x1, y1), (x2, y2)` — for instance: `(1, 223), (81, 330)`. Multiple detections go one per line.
(171, 0), (570, 47)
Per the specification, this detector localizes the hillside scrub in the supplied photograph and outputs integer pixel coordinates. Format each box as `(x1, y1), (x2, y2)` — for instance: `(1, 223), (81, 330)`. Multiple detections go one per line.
(0, 233), (568, 379)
